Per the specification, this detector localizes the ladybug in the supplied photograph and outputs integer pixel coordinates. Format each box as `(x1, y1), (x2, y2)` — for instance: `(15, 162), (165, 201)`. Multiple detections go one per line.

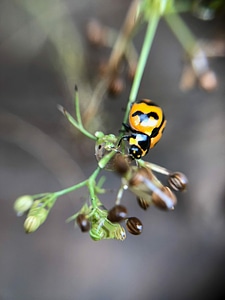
(119, 99), (167, 159)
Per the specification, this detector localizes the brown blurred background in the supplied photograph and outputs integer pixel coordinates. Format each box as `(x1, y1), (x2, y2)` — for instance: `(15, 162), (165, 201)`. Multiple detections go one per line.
(0, 1), (225, 299)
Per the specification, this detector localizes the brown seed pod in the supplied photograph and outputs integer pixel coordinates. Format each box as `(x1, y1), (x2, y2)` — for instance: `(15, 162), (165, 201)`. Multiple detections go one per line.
(129, 167), (154, 187)
(152, 186), (177, 210)
(86, 19), (106, 47)
(107, 205), (128, 223)
(137, 197), (150, 210)
(199, 70), (217, 91)
(168, 172), (188, 192)
(108, 77), (125, 96)
(113, 153), (130, 176)
(76, 214), (91, 232)
(126, 217), (143, 235)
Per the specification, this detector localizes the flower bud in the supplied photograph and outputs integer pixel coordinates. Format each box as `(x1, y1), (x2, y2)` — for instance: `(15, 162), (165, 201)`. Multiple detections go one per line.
(89, 225), (105, 241)
(14, 195), (33, 216)
(168, 172), (188, 192)
(115, 226), (126, 241)
(24, 216), (41, 233)
(24, 200), (49, 233)
(126, 217), (143, 235)
(89, 221), (126, 241)
(107, 205), (127, 223)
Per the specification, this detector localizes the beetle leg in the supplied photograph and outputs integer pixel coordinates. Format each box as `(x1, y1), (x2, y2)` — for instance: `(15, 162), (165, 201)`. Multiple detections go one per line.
(118, 135), (130, 146)
(119, 123), (131, 134)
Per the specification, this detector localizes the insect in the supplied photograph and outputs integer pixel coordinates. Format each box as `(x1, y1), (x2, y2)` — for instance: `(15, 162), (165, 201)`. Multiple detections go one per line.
(119, 99), (167, 159)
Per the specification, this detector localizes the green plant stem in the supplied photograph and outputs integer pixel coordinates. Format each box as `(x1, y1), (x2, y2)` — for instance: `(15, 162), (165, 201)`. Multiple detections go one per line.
(88, 168), (100, 208)
(165, 13), (196, 55)
(74, 86), (83, 126)
(32, 193), (49, 199)
(123, 14), (159, 125)
(54, 137), (116, 200)
(98, 150), (116, 169)
(61, 107), (96, 140)
(54, 179), (88, 197)
(54, 166), (101, 204)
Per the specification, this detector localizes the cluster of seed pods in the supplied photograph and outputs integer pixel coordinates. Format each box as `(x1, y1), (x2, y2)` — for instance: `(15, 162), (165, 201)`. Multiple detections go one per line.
(75, 153), (188, 239)
(76, 204), (143, 237)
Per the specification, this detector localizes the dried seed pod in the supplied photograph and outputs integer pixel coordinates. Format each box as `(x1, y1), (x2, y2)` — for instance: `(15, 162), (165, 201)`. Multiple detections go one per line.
(113, 154), (130, 176)
(126, 217), (143, 235)
(86, 19), (106, 46)
(199, 70), (217, 91)
(108, 77), (125, 96)
(137, 197), (150, 210)
(128, 167), (158, 207)
(152, 186), (177, 210)
(107, 205), (128, 223)
(168, 172), (188, 192)
(129, 167), (154, 187)
(76, 214), (91, 232)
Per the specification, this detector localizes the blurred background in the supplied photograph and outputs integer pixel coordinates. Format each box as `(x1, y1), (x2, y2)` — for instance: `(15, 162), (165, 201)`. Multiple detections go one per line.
(0, 0), (225, 299)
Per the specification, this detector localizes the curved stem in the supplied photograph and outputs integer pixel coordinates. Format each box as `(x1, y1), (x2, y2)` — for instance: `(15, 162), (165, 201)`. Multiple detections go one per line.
(58, 105), (96, 140)
(54, 166), (101, 202)
(54, 180), (88, 197)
